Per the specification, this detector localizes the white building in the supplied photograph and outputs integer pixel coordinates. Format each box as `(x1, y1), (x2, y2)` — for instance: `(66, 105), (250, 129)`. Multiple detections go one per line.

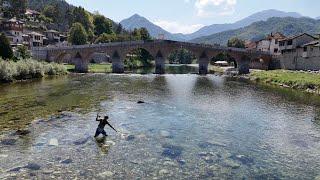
(256, 32), (286, 55)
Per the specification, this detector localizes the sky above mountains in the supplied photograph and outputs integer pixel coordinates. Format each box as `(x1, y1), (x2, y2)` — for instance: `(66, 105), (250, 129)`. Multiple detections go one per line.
(66, 0), (320, 34)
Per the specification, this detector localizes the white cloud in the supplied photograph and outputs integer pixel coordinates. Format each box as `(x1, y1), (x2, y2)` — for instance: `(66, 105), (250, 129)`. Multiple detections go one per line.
(195, 0), (237, 17)
(154, 20), (204, 34)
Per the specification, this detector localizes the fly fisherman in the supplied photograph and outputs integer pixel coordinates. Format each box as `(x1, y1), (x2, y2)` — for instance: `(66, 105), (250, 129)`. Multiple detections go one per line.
(94, 114), (117, 137)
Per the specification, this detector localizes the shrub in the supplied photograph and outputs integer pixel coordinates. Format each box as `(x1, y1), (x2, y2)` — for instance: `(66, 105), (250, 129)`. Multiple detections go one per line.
(0, 59), (17, 82)
(0, 59), (67, 83)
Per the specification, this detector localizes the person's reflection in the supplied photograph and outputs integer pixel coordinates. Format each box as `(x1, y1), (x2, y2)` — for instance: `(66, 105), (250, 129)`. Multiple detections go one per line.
(95, 136), (110, 154)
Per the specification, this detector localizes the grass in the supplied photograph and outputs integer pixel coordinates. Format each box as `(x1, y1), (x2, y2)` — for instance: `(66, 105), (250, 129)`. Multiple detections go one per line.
(208, 65), (225, 74)
(65, 64), (112, 73)
(250, 70), (320, 91)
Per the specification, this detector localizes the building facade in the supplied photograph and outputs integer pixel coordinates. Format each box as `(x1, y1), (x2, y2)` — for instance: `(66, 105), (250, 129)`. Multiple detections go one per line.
(256, 32), (286, 55)
(279, 35), (320, 70)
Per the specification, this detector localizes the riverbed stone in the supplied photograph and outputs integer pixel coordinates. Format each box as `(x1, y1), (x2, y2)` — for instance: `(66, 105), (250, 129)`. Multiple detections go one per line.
(161, 144), (183, 159)
(49, 138), (59, 146)
(315, 175), (320, 180)
(1, 139), (17, 145)
(24, 163), (41, 171)
(98, 171), (114, 178)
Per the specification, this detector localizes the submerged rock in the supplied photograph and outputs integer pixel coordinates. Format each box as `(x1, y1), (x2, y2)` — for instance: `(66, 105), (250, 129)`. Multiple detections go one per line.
(137, 101), (145, 104)
(223, 159), (240, 169)
(1, 139), (16, 145)
(159, 169), (169, 176)
(125, 135), (135, 141)
(49, 138), (59, 146)
(24, 163), (41, 171)
(60, 159), (73, 164)
(14, 129), (31, 136)
(160, 130), (172, 138)
(161, 144), (183, 159)
(74, 136), (91, 145)
(229, 154), (254, 166)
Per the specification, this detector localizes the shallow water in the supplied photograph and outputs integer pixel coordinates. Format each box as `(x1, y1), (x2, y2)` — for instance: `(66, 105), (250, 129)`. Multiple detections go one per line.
(1, 73), (320, 179)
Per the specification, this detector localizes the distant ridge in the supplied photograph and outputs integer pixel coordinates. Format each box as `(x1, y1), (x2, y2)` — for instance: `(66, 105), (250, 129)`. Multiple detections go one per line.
(120, 9), (303, 41)
(191, 17), (320, 45)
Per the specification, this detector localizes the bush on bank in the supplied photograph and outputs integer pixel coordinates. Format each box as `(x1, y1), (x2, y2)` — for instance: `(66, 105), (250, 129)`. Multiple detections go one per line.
(0, 59), (67, 82)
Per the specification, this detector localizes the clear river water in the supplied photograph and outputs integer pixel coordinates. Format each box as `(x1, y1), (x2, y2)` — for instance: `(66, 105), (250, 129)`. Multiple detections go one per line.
(1, 66), (320, 179)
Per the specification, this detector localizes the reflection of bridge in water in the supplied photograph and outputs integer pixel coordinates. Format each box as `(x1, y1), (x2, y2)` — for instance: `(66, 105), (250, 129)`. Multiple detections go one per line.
(31, 40), (272, 75)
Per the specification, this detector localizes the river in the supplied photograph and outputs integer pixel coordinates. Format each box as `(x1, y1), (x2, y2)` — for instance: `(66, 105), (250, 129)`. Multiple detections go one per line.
(1, 66), (320, 179)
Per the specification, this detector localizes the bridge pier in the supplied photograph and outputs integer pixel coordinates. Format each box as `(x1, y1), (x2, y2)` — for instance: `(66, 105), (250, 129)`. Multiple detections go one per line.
(74, 58), (89, 73)
(237, 58), (250, 75)
(112, 57), (124, 73)
(199, 58), (209, 75)
(155, 57), (165, 74)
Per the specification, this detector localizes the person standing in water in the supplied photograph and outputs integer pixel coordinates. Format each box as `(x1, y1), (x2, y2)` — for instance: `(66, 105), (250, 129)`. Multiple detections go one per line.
(94, 114), (117, 137)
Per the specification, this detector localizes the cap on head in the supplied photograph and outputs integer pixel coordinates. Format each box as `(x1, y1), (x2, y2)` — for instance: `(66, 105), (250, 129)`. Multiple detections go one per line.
(104, 116), (109, 119)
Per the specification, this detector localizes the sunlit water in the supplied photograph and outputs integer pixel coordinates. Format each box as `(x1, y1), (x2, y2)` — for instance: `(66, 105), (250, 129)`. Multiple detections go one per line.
(1, 71), (320, 179)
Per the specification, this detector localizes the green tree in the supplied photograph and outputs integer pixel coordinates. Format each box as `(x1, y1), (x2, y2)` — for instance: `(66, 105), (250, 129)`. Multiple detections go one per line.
(68, 23), (88, 45)
(132, 28), (141, 40)
(116, 24), (123, 34)
(168, 49), (194, 64)
(71, 6), (93, 32)
(93, 14), (113, 36)
(227, 37), (245, 48)
(95, 33), (117, 43)
(16, 45), (31, 59)
(43, 5), (57, 22)
(0, 33), (13, 60)
(140, 27), (151, 41)
(9, 0), (27, 18)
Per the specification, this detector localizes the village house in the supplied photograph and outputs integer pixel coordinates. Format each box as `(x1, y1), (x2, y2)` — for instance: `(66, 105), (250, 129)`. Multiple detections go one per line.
(279, 34), (320, 70)
(44, 30), (68, 46)
(0, 17), (25, 46)
(26, 31), (46, 47)
(256, 32), (286, 55)
(279, 33), (316, 54)
(245, 40), (257, 50)
(25, 9), (41, 22)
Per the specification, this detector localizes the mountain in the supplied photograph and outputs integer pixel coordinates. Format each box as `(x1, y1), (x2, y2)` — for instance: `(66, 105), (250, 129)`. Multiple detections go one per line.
(316, 16), (320, 20)
(186, 9), (302, 40)
(120, 14), (184, 41)
(191, 17), (320, 45)
(120, 10), (303, 41)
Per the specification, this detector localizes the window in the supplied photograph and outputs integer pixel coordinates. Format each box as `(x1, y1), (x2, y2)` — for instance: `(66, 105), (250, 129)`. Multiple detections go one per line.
(287, 40), (293, 45)
(303, 47), (307, 52)
(279, 41), (285, 46)
(274, 48), (278, 53)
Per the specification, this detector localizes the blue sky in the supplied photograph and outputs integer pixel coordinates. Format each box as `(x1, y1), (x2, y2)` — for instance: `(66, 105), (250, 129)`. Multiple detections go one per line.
(66, 0), (320, 34)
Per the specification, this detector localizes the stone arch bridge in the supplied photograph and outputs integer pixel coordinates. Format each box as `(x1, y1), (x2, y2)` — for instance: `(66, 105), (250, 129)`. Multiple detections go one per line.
(31, 40), (272, 74)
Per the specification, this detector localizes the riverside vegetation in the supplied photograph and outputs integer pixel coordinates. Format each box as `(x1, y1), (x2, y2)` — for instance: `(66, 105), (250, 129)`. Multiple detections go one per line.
(249, 70), (320, 94)
(0, 59), (67, 83)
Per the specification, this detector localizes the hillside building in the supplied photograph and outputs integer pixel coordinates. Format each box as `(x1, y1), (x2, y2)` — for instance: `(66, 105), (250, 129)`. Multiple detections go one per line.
(256, 32), (286, 55)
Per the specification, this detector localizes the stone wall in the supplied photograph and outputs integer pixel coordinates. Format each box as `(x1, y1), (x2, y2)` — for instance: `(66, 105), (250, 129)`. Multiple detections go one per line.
(280, 47), (320, 71)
